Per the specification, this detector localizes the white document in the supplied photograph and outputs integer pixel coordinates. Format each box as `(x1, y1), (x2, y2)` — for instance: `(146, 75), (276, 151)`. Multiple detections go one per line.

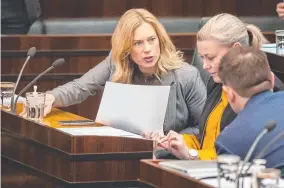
(261, 43), (276, 54)
(95, 82), (170, 135)
(57, 126), (143, 138)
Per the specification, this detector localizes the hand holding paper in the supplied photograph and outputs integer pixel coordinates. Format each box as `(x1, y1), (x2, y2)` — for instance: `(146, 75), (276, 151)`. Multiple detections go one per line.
(95, 82), (170, 135)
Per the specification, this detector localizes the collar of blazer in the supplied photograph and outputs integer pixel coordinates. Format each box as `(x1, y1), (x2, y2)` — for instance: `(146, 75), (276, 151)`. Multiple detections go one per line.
(160, 71), (175, 86)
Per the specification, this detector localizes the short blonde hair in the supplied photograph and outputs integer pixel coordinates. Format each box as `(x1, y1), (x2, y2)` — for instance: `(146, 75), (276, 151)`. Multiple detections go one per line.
(111, 8), (184, 84)
(197, 13), (268, 49)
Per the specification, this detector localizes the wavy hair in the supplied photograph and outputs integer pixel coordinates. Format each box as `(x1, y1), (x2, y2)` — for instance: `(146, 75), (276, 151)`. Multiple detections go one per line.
(111, 8), (184, 83)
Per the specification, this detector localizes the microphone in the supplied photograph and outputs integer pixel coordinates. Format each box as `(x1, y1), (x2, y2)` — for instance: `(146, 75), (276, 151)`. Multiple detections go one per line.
(243, 121), (276, 163)
(255, 130), (284, 160)
(237, 121), (277, 188)
(11, 47), (36, 112)
(13, 58), (65, 113)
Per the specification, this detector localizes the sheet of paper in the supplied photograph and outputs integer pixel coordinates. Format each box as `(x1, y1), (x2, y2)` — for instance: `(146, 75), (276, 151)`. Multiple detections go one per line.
(261, 43), (276, 54)
(95, 82), (170, 135)
(57, 126), (143, 138)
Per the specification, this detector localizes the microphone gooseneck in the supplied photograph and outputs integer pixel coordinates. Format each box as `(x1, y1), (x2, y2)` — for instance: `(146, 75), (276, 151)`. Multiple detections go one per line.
(13, 58), (65, 113)
(237, 121), (277, 188)
(255, 130), (284, 160)
(11, 47), (37, 113)
(243, 121), (277, 163)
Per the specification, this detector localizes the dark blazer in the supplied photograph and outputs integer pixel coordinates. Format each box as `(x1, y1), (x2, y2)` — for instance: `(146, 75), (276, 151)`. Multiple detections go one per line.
(215, 91), (284, 177)
(198, 76), (284, 146)
(155, 76), (284, 159)
(197, 77), (237, 147)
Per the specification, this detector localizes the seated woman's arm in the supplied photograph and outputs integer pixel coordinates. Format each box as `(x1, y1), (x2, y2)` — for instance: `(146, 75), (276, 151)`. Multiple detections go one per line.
(50, 54), (113, 107)
(158, 131), (217, 160)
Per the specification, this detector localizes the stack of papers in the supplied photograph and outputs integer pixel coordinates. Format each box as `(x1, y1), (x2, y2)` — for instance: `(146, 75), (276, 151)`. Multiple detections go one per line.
(159, 160), (218, 179)
(57, 126), (143, 138)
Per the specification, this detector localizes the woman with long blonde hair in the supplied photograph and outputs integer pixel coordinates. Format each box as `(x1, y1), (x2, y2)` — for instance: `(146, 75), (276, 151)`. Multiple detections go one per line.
(158, 13), (283, 160)
(41, 9), (206, 136)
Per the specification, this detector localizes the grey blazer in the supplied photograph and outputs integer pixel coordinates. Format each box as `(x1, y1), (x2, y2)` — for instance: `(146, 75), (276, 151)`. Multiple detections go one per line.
(51, 54), (206, 135)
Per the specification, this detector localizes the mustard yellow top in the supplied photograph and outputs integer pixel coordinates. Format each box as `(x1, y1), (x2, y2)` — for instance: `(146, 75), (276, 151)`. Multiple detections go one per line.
(183, 90), (228, 160)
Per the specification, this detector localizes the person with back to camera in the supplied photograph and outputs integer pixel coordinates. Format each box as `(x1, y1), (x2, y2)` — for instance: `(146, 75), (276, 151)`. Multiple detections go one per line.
(157, 13), (284, 160)
(27, 9), (207, 140)
(216, 46), (284, 177)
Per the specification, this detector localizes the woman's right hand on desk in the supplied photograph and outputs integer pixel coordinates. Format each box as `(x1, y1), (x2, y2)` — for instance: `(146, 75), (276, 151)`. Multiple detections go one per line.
(20, 93), (55, 117)
(43, 93), (55, 116)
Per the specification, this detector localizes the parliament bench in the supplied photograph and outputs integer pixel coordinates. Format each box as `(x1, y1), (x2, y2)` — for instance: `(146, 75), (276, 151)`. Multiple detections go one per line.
(28, 16), (284, 35)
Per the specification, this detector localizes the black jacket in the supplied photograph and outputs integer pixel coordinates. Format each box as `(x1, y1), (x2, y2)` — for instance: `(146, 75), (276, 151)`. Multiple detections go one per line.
(197, 77), (236, 148)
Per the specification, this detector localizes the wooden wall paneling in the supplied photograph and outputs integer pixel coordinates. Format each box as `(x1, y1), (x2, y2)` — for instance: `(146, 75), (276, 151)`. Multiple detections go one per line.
(237, 0), (260, 16)
(261, 0), (280, 16)
(203, 0), (237, 16)
(203, 0), (222, 16)
(183, 0), (204, 17)
(1, 35), (111, 51)
(151, 0), (183, 17)
(220, 0), (237, 16)
(38, 0), (280, 18)
(102, 0), (127, 17)
(1, 56), (107, 75)
(39, 0), (104, 18)
(236, 0), (280, 16)
(127, 0), (151, 11)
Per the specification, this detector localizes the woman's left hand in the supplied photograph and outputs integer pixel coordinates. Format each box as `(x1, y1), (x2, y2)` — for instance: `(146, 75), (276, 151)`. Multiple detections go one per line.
(141, 131), (165, 150)
(157, 130), (190, 160)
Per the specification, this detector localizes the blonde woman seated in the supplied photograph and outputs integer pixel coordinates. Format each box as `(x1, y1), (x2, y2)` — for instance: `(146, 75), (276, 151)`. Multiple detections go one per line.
(39, 9), (206, 136)
(157, 13), (282, 160)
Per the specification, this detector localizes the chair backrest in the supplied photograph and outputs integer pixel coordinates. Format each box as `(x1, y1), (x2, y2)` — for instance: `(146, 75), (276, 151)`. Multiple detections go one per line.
(159, 17), (201, 33)
(28, 17), (201, 34)
(198, 16), (284, 32)
(29, 18), (119, 34)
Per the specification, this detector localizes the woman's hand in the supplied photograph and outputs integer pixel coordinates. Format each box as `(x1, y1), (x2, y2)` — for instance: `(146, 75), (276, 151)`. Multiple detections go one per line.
(20, 93), (55, 117)
(141, 131), (165, 150)
(157, 130), (190, 160)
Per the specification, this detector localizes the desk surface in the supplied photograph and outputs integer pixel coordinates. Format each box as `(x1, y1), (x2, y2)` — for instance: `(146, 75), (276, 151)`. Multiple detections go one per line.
(1, 108), (153, 187)
(140, 160), (284, 188)
(139, 160), (214, 188)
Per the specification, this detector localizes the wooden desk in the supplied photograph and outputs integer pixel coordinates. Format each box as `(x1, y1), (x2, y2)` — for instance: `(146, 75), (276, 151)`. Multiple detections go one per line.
(1, 109), (153, 188)
(139, 160), (214, 188)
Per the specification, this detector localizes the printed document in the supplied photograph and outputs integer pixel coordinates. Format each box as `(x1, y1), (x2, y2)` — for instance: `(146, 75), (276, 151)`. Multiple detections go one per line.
(95, 82), (170, 135)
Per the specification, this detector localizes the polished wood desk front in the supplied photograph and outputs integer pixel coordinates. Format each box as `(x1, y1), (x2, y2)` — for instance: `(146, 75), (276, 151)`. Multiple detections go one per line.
(1, 109), (153, 188)
(139, 160), (214, 188)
